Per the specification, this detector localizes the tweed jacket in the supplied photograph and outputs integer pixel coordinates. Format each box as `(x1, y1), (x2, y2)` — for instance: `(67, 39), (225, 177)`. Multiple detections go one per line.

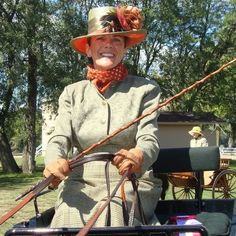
(45, 75), (162, 227)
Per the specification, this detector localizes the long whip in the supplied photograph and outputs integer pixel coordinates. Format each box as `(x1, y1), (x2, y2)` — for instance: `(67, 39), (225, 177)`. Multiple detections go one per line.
(71, 57), (236, 161)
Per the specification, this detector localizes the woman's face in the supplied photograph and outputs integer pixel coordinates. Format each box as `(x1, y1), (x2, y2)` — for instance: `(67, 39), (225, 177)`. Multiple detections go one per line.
(192, 132), (200, 138)
(86, 35), (127, 70)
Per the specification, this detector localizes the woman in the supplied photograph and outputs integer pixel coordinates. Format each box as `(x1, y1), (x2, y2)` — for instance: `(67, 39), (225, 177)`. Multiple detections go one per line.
(43, 5), (162, 227)
(189, 126), (208, 147)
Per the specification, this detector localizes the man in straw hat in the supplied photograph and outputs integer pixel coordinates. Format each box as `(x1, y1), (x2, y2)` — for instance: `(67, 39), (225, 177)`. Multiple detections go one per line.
(188, 126), (208, 147)
(43, 5), (162, 227)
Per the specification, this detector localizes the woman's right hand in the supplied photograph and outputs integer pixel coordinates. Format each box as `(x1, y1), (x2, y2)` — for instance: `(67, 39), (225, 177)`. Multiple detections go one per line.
(43, 159), (70, 189)
(112, 148), (144, 175)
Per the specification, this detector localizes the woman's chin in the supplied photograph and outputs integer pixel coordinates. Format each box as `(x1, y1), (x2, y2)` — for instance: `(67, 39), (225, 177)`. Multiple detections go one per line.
(94, 58), (119, 70)
(96, 63), (117, 70)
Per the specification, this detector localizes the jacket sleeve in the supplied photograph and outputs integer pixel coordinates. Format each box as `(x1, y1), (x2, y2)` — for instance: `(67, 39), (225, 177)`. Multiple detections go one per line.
(135, 83), (161, 174)
(44, 87), (72, 165)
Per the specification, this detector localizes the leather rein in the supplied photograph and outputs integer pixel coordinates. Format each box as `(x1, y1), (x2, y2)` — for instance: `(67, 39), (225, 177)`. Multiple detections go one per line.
(74, 153), (146, 236)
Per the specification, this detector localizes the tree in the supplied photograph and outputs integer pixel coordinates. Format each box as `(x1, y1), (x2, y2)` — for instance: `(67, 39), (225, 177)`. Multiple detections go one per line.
(147, 0), (235, 105)
(10, 0), (50, 173)
(0, 1), (22, 172)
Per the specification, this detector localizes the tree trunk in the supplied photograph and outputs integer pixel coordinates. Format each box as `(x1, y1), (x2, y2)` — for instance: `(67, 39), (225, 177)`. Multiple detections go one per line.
(22, 139), (36, 173)
(231, 123), (236, 147)
(0, 130), (20, 173)
(22, 48), (37, 173)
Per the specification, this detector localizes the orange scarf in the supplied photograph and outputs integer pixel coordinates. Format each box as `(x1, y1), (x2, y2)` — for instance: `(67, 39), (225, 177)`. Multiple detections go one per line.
(87, 63), (128, 93)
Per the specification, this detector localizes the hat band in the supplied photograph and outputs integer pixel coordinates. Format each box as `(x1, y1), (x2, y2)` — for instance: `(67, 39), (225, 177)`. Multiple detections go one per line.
(88, 16), (124, 34)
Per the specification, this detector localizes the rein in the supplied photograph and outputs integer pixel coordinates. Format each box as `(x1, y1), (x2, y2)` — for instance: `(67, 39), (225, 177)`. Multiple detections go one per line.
(76, 169), (129, 236)
(0, 58), (235, 229)
(76, 172), (145, 236)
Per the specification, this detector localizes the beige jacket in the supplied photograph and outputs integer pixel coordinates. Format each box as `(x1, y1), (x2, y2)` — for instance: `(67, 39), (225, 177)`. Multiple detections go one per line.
(45, 75), (162, 227)
(190, 136), (208, 147)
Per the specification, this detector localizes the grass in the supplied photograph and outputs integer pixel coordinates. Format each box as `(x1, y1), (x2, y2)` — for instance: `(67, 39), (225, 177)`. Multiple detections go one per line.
(0, 156), (57, 236)
(0, 158), (236, 236)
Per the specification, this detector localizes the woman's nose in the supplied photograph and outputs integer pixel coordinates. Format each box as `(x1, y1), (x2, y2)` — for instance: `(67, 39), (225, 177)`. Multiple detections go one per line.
(103, 38), (113, 47)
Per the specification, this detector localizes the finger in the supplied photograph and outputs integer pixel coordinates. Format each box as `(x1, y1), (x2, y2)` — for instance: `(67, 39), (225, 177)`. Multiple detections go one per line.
(43, 166), (65, 180)
(55, 171), (67, 180)
(125, 154), (139, 165)
(120, 157), (142, 174)
(113, 149), (129, 165)
(48, 178), (61, 190)
(43, 168), (51, 178)
(115, 149), (129, 156)
(112, 154), (125, 166)
(44, 159), (70, 179)
(56, 164), (70, 180)
(59, 160), (70, 177)
(119, 161), (133, 175)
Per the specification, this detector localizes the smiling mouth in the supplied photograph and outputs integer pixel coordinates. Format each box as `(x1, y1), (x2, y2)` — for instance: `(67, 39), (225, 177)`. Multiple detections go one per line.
(100, 53), (115, 58)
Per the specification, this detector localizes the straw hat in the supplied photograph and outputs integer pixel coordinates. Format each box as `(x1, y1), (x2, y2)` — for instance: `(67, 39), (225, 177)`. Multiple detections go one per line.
(70, 6), (147, 55)
(188, 126), (203, 136)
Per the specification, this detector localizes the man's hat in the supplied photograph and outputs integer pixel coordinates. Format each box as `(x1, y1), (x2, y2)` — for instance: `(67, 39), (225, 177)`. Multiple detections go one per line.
(188, 126), (203, 136)
(70, 6), (147, 55)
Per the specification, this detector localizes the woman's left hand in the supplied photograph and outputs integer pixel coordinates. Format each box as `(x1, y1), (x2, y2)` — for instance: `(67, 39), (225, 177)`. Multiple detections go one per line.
(112, 148), (144, 175)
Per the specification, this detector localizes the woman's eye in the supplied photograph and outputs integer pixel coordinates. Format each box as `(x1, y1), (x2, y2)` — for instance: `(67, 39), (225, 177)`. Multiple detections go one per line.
(113, 37), (123, 43)
(96, 37), (104, 41)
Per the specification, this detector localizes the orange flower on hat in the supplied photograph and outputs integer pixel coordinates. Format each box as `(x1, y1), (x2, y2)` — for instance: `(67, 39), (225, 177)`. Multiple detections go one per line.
(116, 6), (143, 31)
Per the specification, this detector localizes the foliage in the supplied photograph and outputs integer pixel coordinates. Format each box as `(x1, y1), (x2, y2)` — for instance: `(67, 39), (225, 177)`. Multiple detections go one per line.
(6, 109), (42, 153)
(152, 1), (235, 108)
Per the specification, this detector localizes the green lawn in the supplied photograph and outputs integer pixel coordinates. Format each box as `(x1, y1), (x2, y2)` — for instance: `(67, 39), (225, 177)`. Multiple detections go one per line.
(0, 156), (57, 236)
(0, 158), (236, 235)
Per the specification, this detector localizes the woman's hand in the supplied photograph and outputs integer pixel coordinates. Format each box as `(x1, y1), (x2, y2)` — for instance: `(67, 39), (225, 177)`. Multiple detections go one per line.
(43, 159), (70, 189)
(112, 148), (144, 175)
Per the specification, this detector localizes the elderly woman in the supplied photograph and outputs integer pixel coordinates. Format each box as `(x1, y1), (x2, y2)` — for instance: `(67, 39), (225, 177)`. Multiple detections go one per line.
(43, 5), (162, 228)
(189, 126), (208, 147)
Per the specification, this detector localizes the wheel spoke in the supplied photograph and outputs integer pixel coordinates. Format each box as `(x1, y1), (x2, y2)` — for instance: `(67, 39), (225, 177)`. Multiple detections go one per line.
(213, 170), (236, 199)
(173, 187), (195, 200)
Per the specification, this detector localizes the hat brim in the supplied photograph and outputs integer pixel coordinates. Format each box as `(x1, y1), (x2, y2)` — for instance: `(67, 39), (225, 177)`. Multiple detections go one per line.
(70, 29), (147, 55)
(188, 131), (203, 136)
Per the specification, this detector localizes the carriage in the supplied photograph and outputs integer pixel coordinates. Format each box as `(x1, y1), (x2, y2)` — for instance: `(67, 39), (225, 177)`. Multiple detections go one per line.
(167, 153), (236, 200)
(3, 146), (236, 236)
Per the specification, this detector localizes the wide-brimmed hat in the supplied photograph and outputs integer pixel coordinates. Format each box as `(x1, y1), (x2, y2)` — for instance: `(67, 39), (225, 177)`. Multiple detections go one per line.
(70, 6), (147, 55)
(188, 126), (203, 136)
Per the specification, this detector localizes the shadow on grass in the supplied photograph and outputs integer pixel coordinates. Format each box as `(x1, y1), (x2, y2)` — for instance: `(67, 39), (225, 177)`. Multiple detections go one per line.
(0, 166), (45, 188)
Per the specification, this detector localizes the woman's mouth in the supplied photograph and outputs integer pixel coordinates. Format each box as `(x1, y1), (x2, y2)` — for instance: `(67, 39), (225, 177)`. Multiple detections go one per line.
(100, 53), (115, 58)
